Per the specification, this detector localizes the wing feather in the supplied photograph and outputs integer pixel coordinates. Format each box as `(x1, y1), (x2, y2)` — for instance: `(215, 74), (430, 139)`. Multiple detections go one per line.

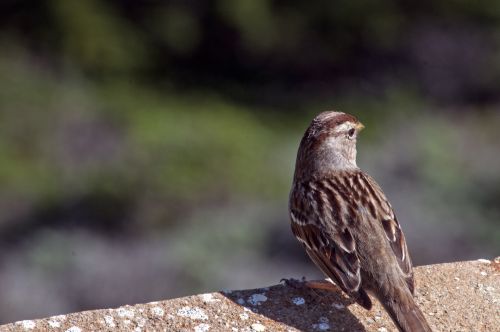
(290, 182), (371, 308)
(290, 172), (415, 305)
(360, 174), (414, 293)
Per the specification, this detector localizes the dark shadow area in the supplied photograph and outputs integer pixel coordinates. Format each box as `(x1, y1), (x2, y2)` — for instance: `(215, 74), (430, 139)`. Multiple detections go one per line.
(0, 192), (135, 249)
(221, 282), (367, 332)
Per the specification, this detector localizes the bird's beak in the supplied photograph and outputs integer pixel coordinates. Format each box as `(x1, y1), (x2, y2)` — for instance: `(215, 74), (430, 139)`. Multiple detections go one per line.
(356, 122), (365, 131)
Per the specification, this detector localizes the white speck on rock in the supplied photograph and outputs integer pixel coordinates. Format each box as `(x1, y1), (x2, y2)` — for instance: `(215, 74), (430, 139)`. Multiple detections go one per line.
(123, 320), (132, 325)
(151, 306), (165, 317)
(477, 259), (491, 264)
(201, 293), (213, 302)
(313, 317), (330, 330)
(247, 293), (268, 306)
(480, 271), (487, 276)
(200, 293), (220, 303)
(48, 315), (66, 328)
(251, 323), (266, 331)
(378, 328), (388, 332)
(332, 303), (345, 309)
(177, 306), (208, 320)
(292, 297), (305, 305)
(194, 323), (211, 332)
(50, 315), (67, 321)
(65, 327), (81, 332)
(117, 307), (135, 318)
(104, 315), (116, 328)
(48, 320), (61, 328)
(137, 317), (147, 327)
(239, 313), (249, 320)
(19, 320), (35, 330)
(317, 322), (330, 330)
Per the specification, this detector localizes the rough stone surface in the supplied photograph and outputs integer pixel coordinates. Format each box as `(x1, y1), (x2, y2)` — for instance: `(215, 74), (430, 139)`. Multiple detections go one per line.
(1, 258), (498, 332)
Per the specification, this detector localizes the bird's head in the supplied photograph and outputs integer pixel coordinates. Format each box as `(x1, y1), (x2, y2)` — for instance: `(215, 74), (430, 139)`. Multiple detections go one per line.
(294, 111), (364, 179)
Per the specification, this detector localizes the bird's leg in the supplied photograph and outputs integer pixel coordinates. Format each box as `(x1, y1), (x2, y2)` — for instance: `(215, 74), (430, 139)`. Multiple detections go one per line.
(281, 278), (339, 291)
(304, 279), (340, 291)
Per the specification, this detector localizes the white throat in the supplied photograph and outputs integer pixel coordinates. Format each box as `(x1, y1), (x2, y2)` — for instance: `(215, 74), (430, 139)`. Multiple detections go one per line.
(321, 137), (358, 171)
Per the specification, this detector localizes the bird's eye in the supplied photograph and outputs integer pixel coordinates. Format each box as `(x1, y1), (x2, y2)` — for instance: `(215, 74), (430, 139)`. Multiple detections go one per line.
(348, 128), (355, 137)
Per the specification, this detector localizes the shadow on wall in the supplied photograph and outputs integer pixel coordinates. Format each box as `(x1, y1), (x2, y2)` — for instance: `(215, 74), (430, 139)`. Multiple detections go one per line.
(222, 283), (367, 332)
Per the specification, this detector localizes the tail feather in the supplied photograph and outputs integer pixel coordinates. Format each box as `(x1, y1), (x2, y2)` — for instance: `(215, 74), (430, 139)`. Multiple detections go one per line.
(378, 289), (432, 332)
(355, 288), (372, 310)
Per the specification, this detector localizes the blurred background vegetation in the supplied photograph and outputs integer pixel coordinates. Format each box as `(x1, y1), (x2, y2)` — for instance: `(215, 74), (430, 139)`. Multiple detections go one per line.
(0, 0), (499, 323)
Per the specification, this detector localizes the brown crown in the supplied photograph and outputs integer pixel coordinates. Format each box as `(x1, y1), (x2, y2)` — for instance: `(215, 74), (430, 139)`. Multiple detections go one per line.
(313, 111), (359, 129)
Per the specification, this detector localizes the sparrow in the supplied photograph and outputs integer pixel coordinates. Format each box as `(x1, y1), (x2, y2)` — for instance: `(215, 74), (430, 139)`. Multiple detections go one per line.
(289, 111), (432, 332)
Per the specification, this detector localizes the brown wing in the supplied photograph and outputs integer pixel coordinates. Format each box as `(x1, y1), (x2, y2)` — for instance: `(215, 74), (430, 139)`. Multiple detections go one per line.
(289, 181), (372, 309)
(359, 173), (415, 293)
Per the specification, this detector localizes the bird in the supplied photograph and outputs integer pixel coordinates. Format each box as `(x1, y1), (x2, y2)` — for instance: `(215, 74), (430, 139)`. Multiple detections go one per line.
(288, 111), (432, 332)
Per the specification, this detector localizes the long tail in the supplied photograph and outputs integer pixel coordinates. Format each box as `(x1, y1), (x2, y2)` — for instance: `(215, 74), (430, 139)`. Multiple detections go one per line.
(378, 288), (432, 332)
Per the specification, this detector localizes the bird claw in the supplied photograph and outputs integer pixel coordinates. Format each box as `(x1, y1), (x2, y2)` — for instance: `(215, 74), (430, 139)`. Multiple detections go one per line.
(280, 277), (307, 289)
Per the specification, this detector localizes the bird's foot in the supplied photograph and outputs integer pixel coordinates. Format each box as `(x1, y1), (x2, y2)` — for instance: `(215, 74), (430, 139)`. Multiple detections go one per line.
(280, 277), (307, 289)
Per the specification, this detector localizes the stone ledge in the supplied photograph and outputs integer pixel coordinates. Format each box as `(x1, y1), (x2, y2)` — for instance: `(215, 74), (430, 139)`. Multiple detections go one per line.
(1, 258), (498, 332)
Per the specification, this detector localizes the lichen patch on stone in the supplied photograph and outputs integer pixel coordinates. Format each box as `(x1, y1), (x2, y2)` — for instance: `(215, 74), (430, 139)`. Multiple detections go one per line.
(48, 319), (61, 328)
(332, 303), (345, 309)
(65, 327), (82, 332)
(16, 320), (35, 330)
(151, 306), (165, 317)
(291, 297), (305, 305)
(251, 323), (266, 331)
(313, 317), (330, 331)
(177, 306), (208, 320)
(200, 293), (220, 303)
(247, 293), (268, 306)
(117, 307), (135, 319)
(477, 259), (491, 264)
(47, 315), (66, 328)
(136, 317), (147, 327)
(194, 323), (211, 332)
(103, 315), (116, 328)
(49, 315), (67, 321)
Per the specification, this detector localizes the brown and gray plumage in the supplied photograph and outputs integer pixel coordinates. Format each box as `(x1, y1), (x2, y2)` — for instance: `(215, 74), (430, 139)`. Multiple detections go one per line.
(289, 111), (432, 332)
